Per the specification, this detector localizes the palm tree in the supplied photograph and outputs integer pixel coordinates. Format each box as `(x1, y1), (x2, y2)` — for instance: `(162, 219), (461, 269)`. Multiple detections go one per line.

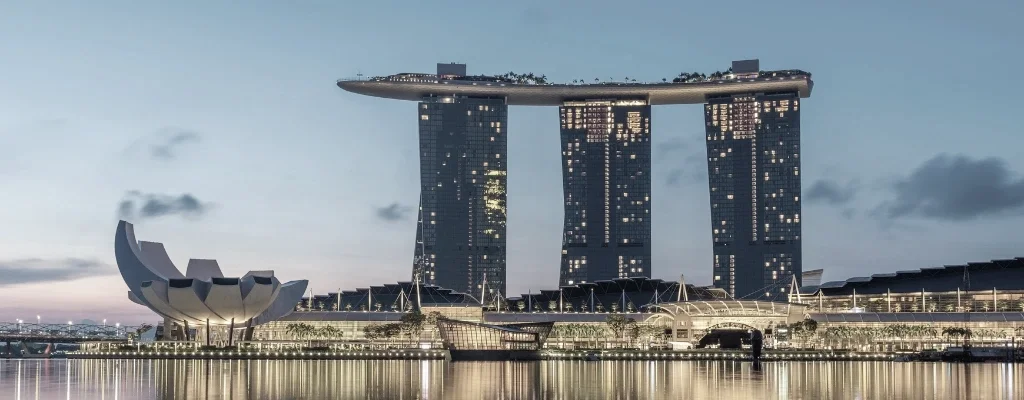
(517, 301), (526, 312)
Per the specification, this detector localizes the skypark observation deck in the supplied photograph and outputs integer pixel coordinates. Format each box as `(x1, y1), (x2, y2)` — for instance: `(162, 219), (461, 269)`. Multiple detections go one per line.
(336, 71), (812, 105)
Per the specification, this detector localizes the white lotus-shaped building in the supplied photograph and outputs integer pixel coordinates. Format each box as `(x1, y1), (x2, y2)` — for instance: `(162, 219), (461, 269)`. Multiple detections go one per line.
(114, 220), (308, 327)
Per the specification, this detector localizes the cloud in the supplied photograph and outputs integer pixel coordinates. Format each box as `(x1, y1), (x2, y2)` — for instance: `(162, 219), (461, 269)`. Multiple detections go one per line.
(662, 154), (707, 187)
(876, 154), (1024, 221)
(657, 137), (706, 187)
(375, 203), (412, 222)
(665, 168), (685, 186)
(150, 128), (200, 160)
(117, 191), (209, 221)
(0, 258), (112, 287)
(656, 137), (690, 158)
(806, 179), (859, 205)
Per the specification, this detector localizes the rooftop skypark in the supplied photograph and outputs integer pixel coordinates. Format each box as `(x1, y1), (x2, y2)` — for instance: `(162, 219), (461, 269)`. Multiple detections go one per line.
(356, 66), (810, 86)
(337, 60), (813, 106)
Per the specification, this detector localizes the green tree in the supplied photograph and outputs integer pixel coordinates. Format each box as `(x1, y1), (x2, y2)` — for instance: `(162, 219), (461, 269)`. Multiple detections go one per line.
(400, 311), (426, 340)
(363, 324), (382, 341)
(378, 323), (403, 347)
(606, 315), (628, 340)
(316, 325), (342, 342)
(789, 318), (817, 348)
(626, 322), (641, 346)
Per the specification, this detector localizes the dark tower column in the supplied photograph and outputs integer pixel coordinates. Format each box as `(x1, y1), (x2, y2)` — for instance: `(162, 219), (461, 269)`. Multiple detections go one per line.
(558, 100), (652, 286)
(704, 92), (802, 300)
(414, 95), (508, 297)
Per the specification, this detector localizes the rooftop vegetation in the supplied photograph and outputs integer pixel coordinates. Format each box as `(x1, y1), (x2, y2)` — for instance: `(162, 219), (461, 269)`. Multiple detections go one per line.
(493, 72), (548, 85)
(672, 68), (811, 83)
(359, 68), (809, 86)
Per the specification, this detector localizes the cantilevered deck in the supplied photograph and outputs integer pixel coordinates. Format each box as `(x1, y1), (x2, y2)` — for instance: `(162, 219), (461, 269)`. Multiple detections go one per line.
(337, 76), (812, 106)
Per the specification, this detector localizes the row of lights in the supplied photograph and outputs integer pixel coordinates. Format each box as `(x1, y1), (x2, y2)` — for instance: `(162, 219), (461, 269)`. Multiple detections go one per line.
(70, 350), (447, 359)
(542, 351), (895, 361)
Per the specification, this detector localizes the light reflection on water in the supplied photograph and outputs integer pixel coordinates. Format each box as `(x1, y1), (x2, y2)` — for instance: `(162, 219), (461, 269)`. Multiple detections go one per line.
(1, 359), (1023, 399)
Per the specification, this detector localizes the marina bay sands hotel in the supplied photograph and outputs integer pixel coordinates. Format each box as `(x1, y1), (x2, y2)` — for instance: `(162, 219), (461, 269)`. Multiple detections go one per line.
(337, 60), (813, 301)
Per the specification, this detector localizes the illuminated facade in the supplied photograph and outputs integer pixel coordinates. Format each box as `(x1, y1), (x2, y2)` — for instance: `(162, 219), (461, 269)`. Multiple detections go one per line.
(705, 62), (802, 300)
(414, 94), (508, 297)
(558, 100), (652, 285)
(437, 320), (553, 351)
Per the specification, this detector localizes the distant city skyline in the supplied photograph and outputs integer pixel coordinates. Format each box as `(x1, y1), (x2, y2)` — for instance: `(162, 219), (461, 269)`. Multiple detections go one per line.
(2, 1), (1023, 323)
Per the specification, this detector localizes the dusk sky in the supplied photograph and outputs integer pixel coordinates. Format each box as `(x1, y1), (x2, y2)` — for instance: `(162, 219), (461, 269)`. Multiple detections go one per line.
(2, 0), (1022, 324)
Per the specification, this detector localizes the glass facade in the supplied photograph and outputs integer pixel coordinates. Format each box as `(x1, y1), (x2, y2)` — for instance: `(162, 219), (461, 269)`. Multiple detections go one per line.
(437, 320), (552, 351)
(705, 92), (802, 300)
(558, 100), (652, 286)
(792, 258), (1024, 313)
(803, 290), (1024, 314)
(414, 96), (508, 297)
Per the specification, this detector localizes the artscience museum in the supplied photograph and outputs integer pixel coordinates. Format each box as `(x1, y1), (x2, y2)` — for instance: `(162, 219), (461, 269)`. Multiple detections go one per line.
(114, 220), (308, 343)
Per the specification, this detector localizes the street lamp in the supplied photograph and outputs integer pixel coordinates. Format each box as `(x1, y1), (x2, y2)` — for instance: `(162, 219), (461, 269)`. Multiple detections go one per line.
(37, 315), (40, 324)
(103, 319), (107, 326)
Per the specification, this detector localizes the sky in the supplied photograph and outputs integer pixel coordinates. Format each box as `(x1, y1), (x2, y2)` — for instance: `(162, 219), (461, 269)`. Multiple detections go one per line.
(1, 0), (1023, 324)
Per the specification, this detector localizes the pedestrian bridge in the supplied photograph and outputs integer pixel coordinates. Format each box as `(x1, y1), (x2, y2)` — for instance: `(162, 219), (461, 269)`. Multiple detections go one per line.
(0, 321), (143, 344)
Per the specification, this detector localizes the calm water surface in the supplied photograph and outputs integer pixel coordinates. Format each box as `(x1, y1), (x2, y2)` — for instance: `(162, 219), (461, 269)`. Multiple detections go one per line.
(1, 359), (1022, 399)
